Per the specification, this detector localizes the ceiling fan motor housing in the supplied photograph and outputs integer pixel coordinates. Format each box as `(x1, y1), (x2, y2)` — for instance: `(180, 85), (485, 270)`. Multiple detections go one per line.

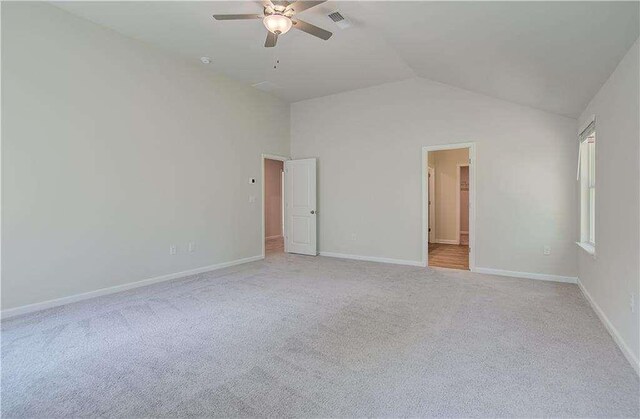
(213, 1), (332, 47)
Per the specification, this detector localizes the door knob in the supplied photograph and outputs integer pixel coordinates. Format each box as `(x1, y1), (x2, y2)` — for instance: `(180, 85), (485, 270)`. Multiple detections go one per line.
(310, 210), (315, 214)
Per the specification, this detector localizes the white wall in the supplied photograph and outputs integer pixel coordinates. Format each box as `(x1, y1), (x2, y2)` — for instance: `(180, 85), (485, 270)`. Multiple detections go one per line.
(1, 3), (290, 310)
(430, 148), (469, 243)
(577, 39), (640, 370)
(291, 77), (578, 275)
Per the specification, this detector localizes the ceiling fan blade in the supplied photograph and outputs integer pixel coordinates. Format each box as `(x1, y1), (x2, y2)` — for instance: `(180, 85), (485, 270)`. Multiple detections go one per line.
(212, 14), (262, 20)
(291, 19), (332, 40)
(265, 31), (278, 47)
(286, 1), (326, 14)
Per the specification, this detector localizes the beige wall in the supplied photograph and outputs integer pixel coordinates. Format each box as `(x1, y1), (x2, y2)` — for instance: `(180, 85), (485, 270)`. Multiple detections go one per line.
(1, 3), (290, 310)
(460, 166), (469, 233)
(264, 159), (283, 238)
(430, 148), (469, 243)
(577, 39), (639, 371)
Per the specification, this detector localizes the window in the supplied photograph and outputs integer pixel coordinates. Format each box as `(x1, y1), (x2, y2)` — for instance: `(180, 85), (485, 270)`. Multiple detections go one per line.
(578, 121), (596, 253)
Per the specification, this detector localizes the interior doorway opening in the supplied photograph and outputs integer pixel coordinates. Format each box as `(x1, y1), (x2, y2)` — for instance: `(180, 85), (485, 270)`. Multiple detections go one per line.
(422, 143), (475, 270)
(262, 155), (287, 256)
(262, 154), (318, 258)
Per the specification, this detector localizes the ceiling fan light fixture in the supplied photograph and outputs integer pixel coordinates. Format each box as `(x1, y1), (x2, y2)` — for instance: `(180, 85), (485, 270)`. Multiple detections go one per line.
(263, 14), (292, 35)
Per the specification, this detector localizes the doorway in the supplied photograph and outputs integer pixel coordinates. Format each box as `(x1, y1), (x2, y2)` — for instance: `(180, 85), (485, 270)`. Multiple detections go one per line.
(422, 143), (475, 270)
(261, 154), (318, 258)
(262, 155), (287, 256)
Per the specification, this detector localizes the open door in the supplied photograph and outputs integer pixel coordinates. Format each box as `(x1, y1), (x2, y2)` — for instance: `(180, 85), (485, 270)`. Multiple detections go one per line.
(284, 158), (317, 255)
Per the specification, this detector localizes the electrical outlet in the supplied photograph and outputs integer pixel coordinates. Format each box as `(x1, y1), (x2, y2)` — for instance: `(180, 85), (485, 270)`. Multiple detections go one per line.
(188, 242), (195, 253)
(169, 244), (177, 255)
(630, 294), (635, 313)
(249, 195), (256, 203)
(351, 233), (357, 241)
(543, 245), (551, 256)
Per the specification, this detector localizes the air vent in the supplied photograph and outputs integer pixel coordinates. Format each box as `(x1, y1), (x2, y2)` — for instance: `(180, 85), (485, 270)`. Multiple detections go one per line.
(327, 10), (351, 29)
(328, 11), (344, 22)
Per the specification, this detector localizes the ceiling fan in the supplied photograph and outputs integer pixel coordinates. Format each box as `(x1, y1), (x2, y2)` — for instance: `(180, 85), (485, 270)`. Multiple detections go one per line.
(213, 1), (332, 47)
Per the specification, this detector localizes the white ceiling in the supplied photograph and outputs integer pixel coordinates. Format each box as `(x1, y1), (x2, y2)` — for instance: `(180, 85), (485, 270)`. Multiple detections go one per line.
(54, 1), (639, 117)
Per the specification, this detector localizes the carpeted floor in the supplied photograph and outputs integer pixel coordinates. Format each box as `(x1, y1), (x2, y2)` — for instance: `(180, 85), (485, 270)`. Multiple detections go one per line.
(2, 253), (639, 417)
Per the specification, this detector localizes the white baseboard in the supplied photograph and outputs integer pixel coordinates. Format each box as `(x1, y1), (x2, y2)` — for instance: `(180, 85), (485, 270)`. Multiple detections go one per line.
(1, 255), (264, 320)
(473, 267), (577, 284)
(433, 239), (459, 245)
(265, 235), (283, 240)
(577, 278), (640, 376)
(319, 252), (424, 267)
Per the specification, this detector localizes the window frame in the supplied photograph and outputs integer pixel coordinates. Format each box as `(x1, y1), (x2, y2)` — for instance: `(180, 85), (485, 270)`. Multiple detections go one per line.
(577, 121), (596, 255)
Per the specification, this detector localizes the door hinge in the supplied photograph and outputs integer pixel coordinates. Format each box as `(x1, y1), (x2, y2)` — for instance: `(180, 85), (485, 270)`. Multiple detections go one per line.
(468, 247), (471, 253)
(468, 158), (472, 164)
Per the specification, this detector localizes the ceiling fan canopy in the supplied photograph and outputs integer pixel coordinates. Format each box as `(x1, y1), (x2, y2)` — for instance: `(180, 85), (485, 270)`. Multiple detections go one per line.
(213, 0), (332, 48)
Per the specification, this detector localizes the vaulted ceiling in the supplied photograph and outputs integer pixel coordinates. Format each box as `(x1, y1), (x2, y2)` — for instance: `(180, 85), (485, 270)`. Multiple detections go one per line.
(55, 1), (639, 117)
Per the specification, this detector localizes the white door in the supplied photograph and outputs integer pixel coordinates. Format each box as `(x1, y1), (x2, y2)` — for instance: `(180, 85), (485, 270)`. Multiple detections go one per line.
(284, 158), (317, 255)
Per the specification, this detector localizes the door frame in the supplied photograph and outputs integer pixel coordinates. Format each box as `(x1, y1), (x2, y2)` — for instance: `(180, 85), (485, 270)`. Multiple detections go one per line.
(421, 142), (476, 270)
(456, 164), (470, 245)
(261, 153), (289, 259)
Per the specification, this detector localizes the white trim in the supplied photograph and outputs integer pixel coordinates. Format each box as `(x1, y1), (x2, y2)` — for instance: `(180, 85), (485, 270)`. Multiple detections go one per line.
(319, 251), (424, 267)
(1, 255), (264, 319)
(422, 142), (476, 269)
(473, 267), (577, 284)
(262, 154), (289, 161)
(433, 239), (459, 245)
(422, 148), (428, 263)
(261, 153), (289, 259)
(577, 278), (640, 376)
(576, 241), (596, 258)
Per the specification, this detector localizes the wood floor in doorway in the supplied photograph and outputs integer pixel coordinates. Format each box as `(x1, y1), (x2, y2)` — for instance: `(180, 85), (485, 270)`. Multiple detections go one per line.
(266, 236), (284, 254)
(428, 243), (469, 270)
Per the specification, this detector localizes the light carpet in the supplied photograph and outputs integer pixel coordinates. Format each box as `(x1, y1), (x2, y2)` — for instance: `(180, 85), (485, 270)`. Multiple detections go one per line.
(2, 252), (639, 417)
